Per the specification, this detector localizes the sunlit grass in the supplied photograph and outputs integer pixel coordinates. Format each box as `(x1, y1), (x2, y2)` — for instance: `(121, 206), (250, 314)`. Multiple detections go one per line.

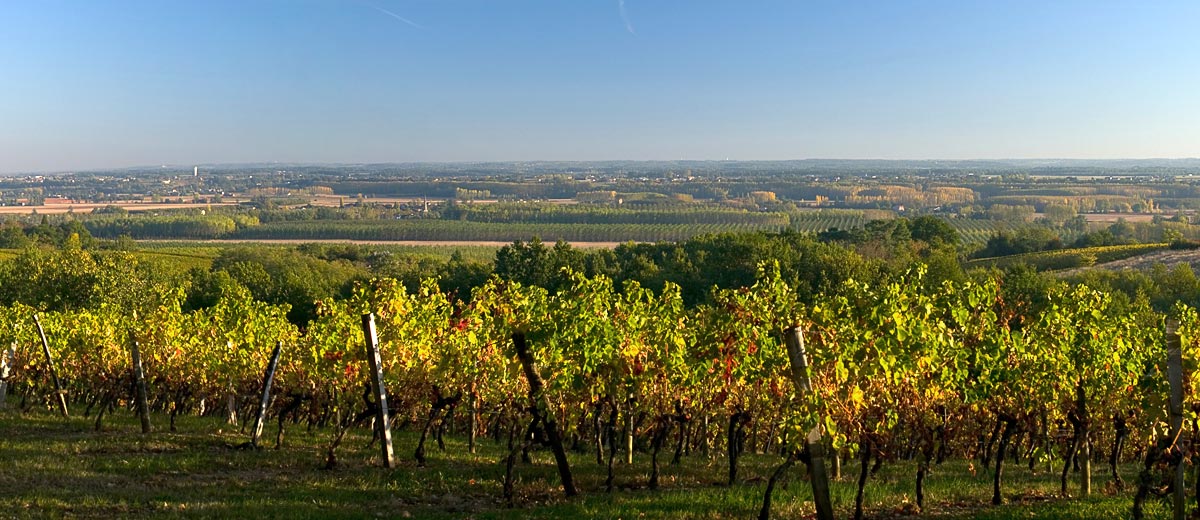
(0, 408), (1174, 519)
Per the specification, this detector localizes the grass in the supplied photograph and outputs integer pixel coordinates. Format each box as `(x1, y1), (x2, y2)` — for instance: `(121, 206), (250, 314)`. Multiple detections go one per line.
(133, 241), (501, 263)
(126, 249), (220, 272)
(0, 408), (1176, 519)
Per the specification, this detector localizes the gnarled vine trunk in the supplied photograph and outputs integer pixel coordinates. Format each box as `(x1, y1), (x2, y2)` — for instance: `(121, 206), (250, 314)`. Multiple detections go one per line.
(727, 410), (750, 485)
(512, 332), (577, 497)
(854, 437), (871, 520)
(992, 413), (1018, 505)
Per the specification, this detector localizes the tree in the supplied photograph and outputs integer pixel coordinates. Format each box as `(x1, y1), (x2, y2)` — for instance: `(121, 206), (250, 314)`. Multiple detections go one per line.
(212, 248), (366, 325)
(908, 215), (959, 246)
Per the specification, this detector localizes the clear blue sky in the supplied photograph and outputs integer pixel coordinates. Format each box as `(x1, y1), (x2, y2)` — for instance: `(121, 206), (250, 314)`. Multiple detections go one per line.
(1, 0), (1197, 172)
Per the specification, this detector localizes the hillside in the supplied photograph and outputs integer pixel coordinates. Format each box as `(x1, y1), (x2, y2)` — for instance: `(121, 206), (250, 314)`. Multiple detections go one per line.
(1056, 247), (1200, 276)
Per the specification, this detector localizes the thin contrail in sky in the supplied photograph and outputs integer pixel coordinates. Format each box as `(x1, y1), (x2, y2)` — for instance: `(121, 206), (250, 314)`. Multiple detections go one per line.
(370, 5), (424, 29)
(618, 0), (635, 34)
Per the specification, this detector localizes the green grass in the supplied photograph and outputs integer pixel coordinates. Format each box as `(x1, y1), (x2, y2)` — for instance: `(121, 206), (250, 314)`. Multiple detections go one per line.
(127, 249), (219, 272)
(0, 408), (1174, 519)
(231, 219), (785, 243)
(0, 247), (219, 272)
(373, 244), (501, 262)
(133, 241), (501, 263)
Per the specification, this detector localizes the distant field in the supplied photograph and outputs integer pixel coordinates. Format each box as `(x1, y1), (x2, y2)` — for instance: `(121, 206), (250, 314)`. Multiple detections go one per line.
(1029, 212), (1160, 223)
(789, 209), (867, 233)
(217, 213), (1003, 245)
(128, 248), (219, 272)
(303, 195), (579, 207)
(964, 243), (1170, 271)
(0, 202), (236, 214)
(230, 220), (788, 243)
(137, 240), (517, 263)
(139, 239), (611, 249)
(0, 247), (219, 272)
(1055, 246), (1200, 276)
(793, 212), (1003, 245)
(1081, 212), (1158, 223)
(946, 219), (1006, 245)
(0, 242), (500, 269)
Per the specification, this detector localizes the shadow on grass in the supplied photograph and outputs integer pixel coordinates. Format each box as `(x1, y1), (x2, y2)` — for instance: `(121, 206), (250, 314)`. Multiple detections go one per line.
(0, 408), (1173, 519)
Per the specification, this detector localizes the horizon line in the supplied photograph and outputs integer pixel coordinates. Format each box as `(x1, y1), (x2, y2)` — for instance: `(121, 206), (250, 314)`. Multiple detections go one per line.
(6, 157), (1200, 176)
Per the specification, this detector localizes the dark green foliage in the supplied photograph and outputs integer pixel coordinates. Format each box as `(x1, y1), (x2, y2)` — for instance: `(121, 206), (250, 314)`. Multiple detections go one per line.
(0, 237), (181, 313)
(493, 238), (600, 293)
(210, 248), (367, 325)
(993, 264), (1057, 330)
(84, 214), (239, 239)
(0, 224), (32, 249)
(183, 268), (245, 313)
(920, 247), (967, 287)
(909, 215), (960, 246)
(1067, 262), (1200, 312)
(0, 219), (96, 248)
(436, 251), (492, 302)
(974, 226), (1063, 258)
(511, 231), (889, 307)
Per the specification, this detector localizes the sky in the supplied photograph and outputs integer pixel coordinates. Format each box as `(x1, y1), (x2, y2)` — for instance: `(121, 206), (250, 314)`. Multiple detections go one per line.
(1, 0), (1198, 172)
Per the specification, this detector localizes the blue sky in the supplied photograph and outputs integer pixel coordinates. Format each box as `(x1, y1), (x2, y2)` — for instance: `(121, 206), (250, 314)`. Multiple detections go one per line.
(1, 0), (1197, 172)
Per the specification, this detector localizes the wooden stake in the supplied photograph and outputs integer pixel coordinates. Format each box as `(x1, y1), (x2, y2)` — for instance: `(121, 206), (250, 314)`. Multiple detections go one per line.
(251, 341), (283, 448)
(33, 314), (68, 417)
(362, 314), (395, 468)
(0, 343), (13, 409)
(132, 340), (152, 433)
(1166, 319), (1185, 520)
(783, 326), (834, 520)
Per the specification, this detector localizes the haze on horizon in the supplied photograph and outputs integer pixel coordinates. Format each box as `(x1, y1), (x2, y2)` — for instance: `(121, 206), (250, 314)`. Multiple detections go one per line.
(1, 0), (1197, 173)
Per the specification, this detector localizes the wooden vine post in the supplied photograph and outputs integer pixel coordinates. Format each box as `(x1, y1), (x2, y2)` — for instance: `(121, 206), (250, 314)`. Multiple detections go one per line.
(131, 340), (152, 434)
(0, 343), (13, 409)
(32, 314), (69, 417)
(250, 341), (284, 448)
(1140, 319), (1188, 520)
(225, 341), (238, 426)
(1166, 320), (1185, 520)
(760, 326), (834, 520)
(362, 314), (395, 468)
(468, 388), (478, 454)
(512, 331), (578, 497)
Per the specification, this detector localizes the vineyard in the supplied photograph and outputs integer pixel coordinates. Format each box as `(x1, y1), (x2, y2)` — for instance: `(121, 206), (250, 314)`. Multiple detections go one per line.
(77, 207), (1008, 247)
(134, 241), (503, 264)
(789, 210), (868, 234)
(965, 243), (1171, 271)
(1, 263), (1197, 518)
(229, 220), (789, 243)
(948, 219), (1009, 246)
(447, 203), (792, 227)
